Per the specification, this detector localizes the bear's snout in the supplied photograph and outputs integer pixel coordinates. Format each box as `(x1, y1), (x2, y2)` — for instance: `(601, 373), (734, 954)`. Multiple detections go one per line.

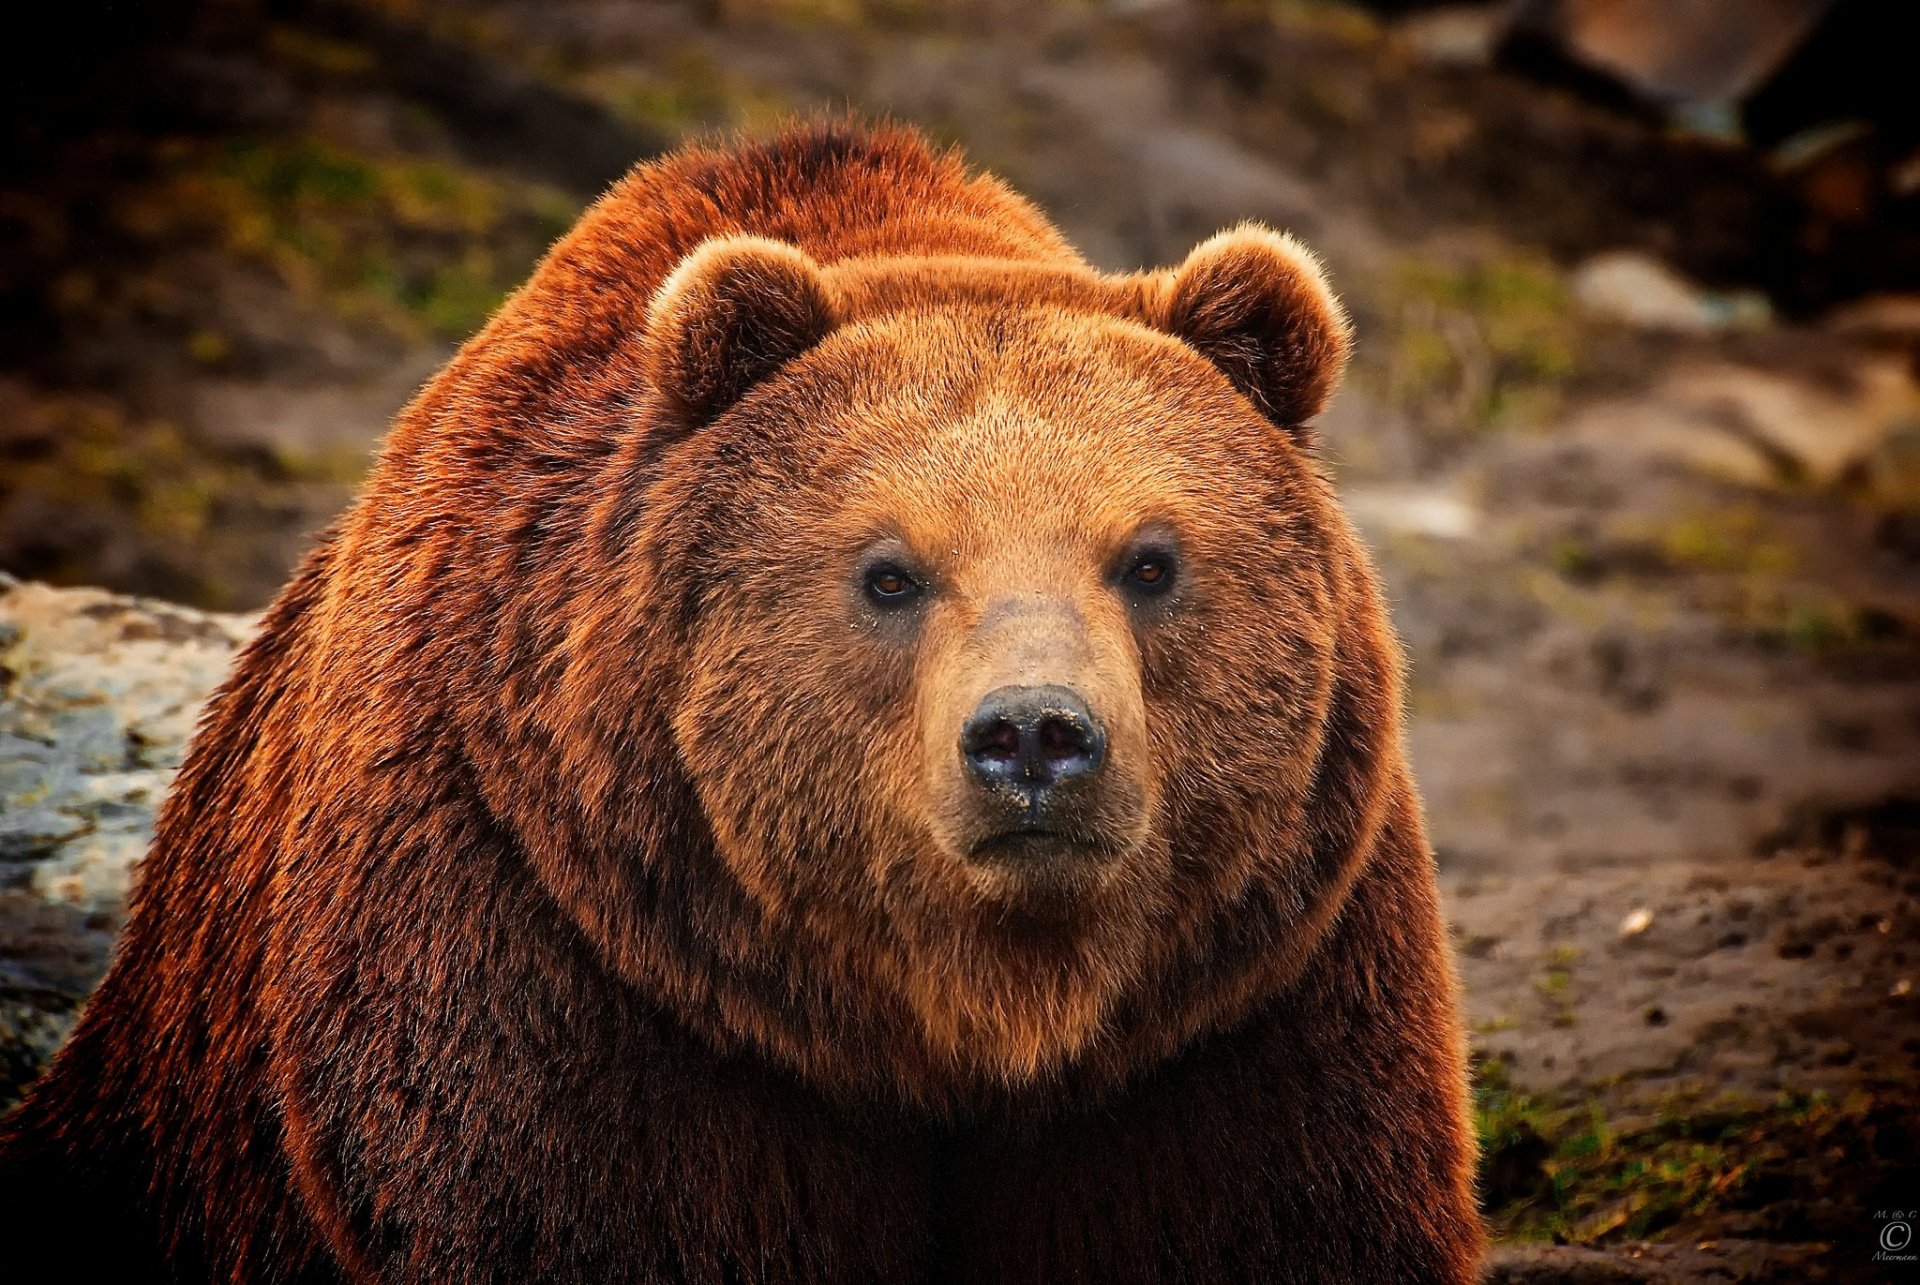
(962, 684), (1108, 800)
(955, 679), (1134, 865)
(923, 590), (1153, 875)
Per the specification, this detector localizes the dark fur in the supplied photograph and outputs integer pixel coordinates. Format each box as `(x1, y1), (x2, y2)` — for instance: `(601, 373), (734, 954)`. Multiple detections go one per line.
(0, 122), (1481, 1283)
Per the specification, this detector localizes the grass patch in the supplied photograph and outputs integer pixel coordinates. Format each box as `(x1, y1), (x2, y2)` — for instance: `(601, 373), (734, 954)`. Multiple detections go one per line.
(1474, 1060), (1882, 1245)
(0, 391), (369, 608)
(1535, 945), (1579, 1028)
(578, 49), (796, 136)
(1563, 505), (1912, 661)
(122, 133), (578, 342)
(1365, 253), (1582, 436)
(1657, 507), (1796, 578)
(1752, 594), (1907, 659)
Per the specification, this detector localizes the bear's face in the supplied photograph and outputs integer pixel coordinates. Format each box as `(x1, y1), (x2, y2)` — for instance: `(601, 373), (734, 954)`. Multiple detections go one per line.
(663, 311), (1344, 1079)
(612, 231), (1361, 1091)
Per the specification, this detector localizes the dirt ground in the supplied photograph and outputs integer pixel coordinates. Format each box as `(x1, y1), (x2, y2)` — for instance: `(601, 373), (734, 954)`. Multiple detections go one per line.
(3, 2), (1917, 1280)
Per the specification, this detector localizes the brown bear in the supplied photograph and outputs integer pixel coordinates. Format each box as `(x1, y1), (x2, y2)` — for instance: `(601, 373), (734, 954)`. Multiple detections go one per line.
(0, 121), (1483, 1283)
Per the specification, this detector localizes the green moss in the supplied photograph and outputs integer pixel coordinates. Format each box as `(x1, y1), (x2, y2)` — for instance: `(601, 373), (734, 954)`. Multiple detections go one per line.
(1475, 1066), (1870, 1245)
(185, 329), (231, 367)
(0, 393), (371, 607)
(1763, 595), (1903, 658)
(1658, 508), (1796, 577)
(1550, 538), (1600, 580)
(225, 138), (381, 207)
(1630, 506), (1912, 660)
(1536, 948), (1578, 1028)
(1364, 252), (1583, 435)
(582, 49), (796, 136)
(414, 254), (509, 338)
(130, 133), (580, 342)
(611, 64), (737, 130)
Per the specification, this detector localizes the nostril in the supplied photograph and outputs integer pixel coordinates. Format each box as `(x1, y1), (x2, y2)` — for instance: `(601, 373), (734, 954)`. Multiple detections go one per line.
(1039, 716), (1087, 763)
(972, 719), (1021, 763)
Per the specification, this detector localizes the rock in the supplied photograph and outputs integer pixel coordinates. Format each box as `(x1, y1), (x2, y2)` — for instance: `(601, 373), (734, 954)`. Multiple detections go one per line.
(1490, 1238), (1849, 1282)
(1503, 0), (1830, 109)
(1823, 293), (1920, 337)
(1482, 1239), (1830, 1283)
(1344, 485), (1482, 541)
(1565, 349), (1920, 489)
(1570, 252), (1772, 335)
(1395, 6), (1512, 68)
(0, 575), (253, 1102)
(1483, 1242), (1658, 1283)
(0, 576), (253, 910)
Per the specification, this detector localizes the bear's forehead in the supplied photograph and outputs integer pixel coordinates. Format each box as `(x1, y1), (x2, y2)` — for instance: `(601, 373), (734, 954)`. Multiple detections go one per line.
(790, 367), (1266, 564)
(711, 258), (1298, 549)
(814, 306), (1244, 440)
(844, 416), (1183, 533)
(822, 255), (1158, 324)
(818, 256), (1222, 407)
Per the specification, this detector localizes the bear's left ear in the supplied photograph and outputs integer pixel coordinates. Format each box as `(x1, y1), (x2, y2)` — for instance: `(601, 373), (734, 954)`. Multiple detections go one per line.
(644, 235), (840, 428)
(1155, 224), (1351, 431)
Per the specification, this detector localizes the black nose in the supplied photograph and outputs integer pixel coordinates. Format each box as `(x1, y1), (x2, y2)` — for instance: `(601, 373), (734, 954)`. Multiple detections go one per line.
(962, 685), (1107, 795)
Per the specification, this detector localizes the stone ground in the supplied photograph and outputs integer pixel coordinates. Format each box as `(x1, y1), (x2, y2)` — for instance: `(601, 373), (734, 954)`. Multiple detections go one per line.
(3, 2), (1918, 1280)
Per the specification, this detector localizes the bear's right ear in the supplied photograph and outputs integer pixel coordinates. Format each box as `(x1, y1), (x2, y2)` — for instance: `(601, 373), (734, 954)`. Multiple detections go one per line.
(1153, 224), (1351, 432)
(643, 236), (839, 428)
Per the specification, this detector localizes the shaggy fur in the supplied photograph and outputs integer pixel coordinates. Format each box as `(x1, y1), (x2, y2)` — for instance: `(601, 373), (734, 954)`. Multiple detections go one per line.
(0, 121), (1482, 1283)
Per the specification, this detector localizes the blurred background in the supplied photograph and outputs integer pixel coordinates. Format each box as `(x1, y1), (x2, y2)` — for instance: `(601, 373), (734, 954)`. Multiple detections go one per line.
(2, 1), (1917, 1278)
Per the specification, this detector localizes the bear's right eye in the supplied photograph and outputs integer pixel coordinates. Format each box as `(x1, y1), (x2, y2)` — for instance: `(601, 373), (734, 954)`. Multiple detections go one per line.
(863, 563), (923, 607)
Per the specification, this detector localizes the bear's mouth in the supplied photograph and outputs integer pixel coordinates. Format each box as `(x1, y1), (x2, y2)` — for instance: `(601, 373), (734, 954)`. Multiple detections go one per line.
(959, 829), (1127, 924)
(971, 825), (1082, 859)
(966, 824), (1124, 888)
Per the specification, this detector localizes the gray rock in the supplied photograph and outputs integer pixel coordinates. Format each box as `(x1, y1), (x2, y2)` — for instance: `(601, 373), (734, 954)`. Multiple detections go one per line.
(0, 574), (254, 1103)
(1483, 1243), (1658, 1283)
(1570, 251), (1771, 335)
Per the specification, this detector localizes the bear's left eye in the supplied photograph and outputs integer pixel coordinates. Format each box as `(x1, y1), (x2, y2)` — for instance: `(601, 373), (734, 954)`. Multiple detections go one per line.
(1121, 549), (1178, 597)
(863, 563), (923, 606)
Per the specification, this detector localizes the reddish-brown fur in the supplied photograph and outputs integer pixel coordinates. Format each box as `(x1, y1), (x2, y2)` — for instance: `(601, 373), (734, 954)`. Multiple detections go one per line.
(0, 122), (1483, 1282)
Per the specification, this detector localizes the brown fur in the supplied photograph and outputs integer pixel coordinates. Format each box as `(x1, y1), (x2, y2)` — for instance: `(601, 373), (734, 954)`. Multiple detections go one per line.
(0, 121), (1482, 1283)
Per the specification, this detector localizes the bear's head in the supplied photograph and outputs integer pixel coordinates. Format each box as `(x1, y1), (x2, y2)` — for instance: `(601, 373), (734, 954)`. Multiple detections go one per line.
(517, 226), (1398, 1110)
